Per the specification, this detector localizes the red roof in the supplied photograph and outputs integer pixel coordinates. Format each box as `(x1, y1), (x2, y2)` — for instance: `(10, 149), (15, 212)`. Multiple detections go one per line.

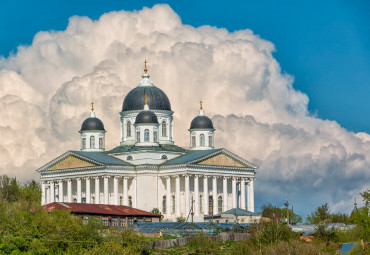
(43, 202), (160, 217)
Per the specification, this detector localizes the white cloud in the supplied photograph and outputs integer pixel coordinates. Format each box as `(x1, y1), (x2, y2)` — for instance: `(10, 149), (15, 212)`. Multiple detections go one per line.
(0, 4), (368, 216)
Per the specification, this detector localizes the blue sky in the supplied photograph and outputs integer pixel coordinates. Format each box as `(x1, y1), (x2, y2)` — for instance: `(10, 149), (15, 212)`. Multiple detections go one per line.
(1, 0), (369, 134)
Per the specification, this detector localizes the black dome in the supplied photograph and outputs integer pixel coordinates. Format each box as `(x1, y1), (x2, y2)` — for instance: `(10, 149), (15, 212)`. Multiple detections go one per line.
(122, 86), (171, 111)
(135, 110), (159, 124)
(190, 116), (214, 129)
(81, 117), (105, 131)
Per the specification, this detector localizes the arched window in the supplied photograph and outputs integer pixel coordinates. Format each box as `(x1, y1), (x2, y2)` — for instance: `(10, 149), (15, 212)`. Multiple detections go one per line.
(120, 196), (123, 205)
(208, 135), (213, 147)
(200, 134), (205, 146)
(144, 129), (150, 142)
(73, 198), (77, 203)
(128, 196), (132, 207)
(127, 121), (131, 137)
(90, 136), (95, 148)
(99, 138), (103, 149)
(161, 155), (168, 160)
(218, 196), (223, 213)
(162, 196), (167, 213)
(162, 121), (167, 137)
(82, 138), (86, 149)
(191, 136), (196, 147)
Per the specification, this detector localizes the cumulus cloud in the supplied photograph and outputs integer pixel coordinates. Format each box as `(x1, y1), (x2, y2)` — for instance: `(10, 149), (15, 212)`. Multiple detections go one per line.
(0, 4), (368, 216)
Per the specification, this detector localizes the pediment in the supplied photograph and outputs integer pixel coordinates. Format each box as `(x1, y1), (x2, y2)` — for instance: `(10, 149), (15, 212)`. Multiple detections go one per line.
(197, 153), (246, 167)
(50, 155), (95, 170)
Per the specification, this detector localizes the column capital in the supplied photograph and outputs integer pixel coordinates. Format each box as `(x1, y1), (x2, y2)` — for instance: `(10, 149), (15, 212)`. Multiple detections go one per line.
(104, 176), (110, 179)
(94, 176), (100, 180)
(114, 176), (120, 180)
(223, 176), (229, 180)
(85, 177), (90, 180)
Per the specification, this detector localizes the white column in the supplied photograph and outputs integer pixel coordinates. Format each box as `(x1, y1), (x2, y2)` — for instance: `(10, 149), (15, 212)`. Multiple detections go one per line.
(223, 177), (228, 212)
(213, 177), (218, 215)
(248, 179), (254, 212)
(166, 177), (171, 217)
(67, 179), (72, 203)
(58, 180), (64, 203)
(203, 176), (209, 215)
(86, 178), (90, 203)
(95, 177), (100, 204)
(133, 177), (137, 208)
(175, 176), (180, 217)
(113, 176), (119, 205)
(41, 182), (46, 205)
(104, 176), (109, 204)
(241, 178), (246, 210)
(194, 175), (199, 216)
(232, 178), (237, 208)
(50, 181), (55, 203)
(185, 175), (190, 216)
(123, 177), (128, 206)
(77, 178), (82, 203)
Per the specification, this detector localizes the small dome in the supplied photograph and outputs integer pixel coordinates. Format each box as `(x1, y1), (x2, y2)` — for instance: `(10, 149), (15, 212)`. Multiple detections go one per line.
(135, 110), (159, 124)
(190, 116), (214, 129)
(122, 86), (171, 111)
(81, 117), (105, 131)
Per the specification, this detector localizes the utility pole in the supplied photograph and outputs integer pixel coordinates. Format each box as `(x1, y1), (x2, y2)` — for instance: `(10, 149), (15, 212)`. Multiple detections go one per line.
(291, 206), (294, 225)
(284, 199), (289, 226)
(191, 199), (194, 223)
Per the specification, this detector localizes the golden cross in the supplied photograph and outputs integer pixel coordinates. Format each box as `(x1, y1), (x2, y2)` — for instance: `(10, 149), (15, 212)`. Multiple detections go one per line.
(200, 100), (203, 110)
(91, 102), (94, 112)
(144, 59), (148, 74)
(145, 94), (148, 105)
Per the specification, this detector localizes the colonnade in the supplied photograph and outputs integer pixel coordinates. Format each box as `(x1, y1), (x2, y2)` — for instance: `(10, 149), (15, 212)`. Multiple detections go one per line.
(41, 176), (134, 206)
(162, 175), (254, 218)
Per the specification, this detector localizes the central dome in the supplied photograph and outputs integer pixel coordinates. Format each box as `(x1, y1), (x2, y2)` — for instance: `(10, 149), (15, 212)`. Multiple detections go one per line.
(122, 86), (171, 111)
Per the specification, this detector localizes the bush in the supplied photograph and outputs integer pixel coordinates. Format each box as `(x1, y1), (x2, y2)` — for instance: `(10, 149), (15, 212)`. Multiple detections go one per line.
(188, 232), (219, 254)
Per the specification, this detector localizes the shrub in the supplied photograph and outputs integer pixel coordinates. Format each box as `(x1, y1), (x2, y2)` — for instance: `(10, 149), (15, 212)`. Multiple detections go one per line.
(188, 232), (219, 254)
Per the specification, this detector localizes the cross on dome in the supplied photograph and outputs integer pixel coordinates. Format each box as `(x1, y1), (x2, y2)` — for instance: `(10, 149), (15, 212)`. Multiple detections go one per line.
(90, 102), (96, 117)
(144, 59), (148, 74)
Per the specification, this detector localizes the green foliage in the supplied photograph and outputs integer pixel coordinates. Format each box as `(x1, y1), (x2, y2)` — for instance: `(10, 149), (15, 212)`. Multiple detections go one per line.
(176, 217), (186, 222)
(306, 203), (331, 224)
(313, 225), (338, 242)
(253, 221), (293, 245)
(188, 232), (219, 254)
(121, 229), (149, 254)
(349, 206), (370, 240)
(336, 226), (363, 243)
(261, 203), (302, 223)
(361, 189), (370, 207)
(150, 208), (164, 221)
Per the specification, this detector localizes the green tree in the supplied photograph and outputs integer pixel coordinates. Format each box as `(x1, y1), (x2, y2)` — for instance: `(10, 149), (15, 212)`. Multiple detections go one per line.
(361, 189), (370, 207)
(261, 203), (302, 224)
(306, 203), (331, 224)
(150, 208), (163, 221)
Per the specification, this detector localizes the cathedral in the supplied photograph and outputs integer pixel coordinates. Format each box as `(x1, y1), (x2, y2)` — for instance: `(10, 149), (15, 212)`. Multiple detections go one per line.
(37, 63), (257, 221)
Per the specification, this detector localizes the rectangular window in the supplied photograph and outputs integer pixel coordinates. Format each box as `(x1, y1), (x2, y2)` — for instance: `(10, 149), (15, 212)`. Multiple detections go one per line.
(172, 196), (175, 214)
(99, 138), (103, 149)
(208, 136), (213, 147)
(136, 131), (140, 142)
(191, 136), (196, 147)
(82, 138), (86, 149)
(154, 131), (158, 142)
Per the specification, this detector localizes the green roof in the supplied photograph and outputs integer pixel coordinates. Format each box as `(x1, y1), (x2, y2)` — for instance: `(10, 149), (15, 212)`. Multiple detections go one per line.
(162, 149), (222, 165)
(221, 208), (260, 216)
(108, 144), (187, 154)
(71, 151), (131, 166)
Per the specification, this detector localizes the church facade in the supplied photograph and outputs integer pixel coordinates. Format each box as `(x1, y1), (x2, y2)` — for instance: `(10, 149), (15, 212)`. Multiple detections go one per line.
(37, 64), (257, 221)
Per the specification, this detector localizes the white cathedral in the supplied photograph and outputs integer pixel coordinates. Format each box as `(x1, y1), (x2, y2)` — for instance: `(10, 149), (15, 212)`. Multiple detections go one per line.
(37, 63), (257, 221)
